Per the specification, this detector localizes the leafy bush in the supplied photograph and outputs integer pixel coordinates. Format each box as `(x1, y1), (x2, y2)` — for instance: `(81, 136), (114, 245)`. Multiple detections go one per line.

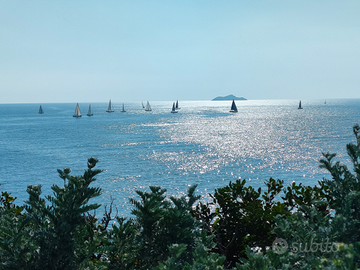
(0, 157), (104, 269)
(192, 177), (289, 267)
(125, 184), (211, 269)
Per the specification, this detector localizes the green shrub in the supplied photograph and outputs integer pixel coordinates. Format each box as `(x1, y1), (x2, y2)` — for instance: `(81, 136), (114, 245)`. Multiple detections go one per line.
(192, 177), (289, 267)
(127, 185), (203, 269)
(0, 158), (104, 270)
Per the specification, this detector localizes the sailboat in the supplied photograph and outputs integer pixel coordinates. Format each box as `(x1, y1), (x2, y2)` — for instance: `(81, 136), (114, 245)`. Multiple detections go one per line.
(73, 103), (82, 117)
(324, 99), (327, 104)
(229, 99), (238, 113)
(175, 100), (180, 110)
(142, 102), (145, 108)
(38, 105), (44, 114)
(298, 100), (303, 109)
(87, 104), (93, 116)
(145, 101), (152, 111)
(121, 103), (126, 112)
(171, 102), (178, 113)
(106, 99), (114, 112)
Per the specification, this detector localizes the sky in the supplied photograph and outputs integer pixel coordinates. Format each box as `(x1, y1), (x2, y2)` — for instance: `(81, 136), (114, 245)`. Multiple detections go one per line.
(1, 0), (360, 103)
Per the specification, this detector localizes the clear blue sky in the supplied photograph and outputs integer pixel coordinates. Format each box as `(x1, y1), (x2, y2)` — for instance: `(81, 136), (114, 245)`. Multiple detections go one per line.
(1, 0), (359, 103)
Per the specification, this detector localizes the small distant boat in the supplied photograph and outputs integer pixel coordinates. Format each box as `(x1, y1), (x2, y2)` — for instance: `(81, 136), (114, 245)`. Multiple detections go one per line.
(324, 99), (326, 104)
(298, 100), (303, 109)
(73, 103), (82, 118)
(121, 103), (126, 112)
(145, 101), (152, 111)
(142, 102), (145, 108)
(175, 100), (180, 110)
(171, 102), (178, 113)
(87, 104), (93, 116)
(38, 105), (44, 114)
(229, 99), (238, 113)
(106, 99), (114, 113)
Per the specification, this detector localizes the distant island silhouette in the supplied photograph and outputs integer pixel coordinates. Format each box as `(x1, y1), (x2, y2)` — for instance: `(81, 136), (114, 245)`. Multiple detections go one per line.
(212, 94), (247, 101)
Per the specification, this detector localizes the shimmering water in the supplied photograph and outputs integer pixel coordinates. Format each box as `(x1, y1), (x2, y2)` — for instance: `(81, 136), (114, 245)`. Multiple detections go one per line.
(0, 99), (359, 216)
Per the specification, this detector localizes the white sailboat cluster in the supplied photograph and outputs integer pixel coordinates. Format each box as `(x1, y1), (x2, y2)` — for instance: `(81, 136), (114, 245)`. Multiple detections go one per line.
(42, 98), (312, 117)
(71, 99), (126, 117)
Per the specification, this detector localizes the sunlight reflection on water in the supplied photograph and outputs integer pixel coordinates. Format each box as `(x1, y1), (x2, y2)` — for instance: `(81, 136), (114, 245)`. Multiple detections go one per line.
(0, 99), (359, 217)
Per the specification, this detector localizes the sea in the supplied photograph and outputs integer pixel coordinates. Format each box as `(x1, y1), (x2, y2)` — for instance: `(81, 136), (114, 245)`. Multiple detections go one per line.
(0, 99), (359, 217)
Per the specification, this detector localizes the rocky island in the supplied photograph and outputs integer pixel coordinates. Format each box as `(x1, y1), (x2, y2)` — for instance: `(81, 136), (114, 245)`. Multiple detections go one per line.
(212, 94), (247, 101)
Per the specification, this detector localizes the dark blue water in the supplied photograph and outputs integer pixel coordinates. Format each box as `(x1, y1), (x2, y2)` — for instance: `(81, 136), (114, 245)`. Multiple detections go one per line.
(0, 99), (359, 217)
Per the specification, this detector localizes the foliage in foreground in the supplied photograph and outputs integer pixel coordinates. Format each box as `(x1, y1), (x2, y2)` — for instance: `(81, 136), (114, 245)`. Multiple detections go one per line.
(1, 124), (360, 269)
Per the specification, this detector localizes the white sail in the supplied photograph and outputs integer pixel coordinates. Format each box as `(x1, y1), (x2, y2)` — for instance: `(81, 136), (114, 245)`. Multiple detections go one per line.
(73, 103), (82, 117)
(145, 101), (151, 111)
(87, 104), (93, 116)
(175, 100), (180, 110)
(106, 99), (114, 112)
(142, 102), (145, 108)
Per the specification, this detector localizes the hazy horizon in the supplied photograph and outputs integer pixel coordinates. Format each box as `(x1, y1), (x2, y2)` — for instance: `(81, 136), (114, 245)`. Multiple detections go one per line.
(1, 1), (360, 103)
(2, 97), (359, 106)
